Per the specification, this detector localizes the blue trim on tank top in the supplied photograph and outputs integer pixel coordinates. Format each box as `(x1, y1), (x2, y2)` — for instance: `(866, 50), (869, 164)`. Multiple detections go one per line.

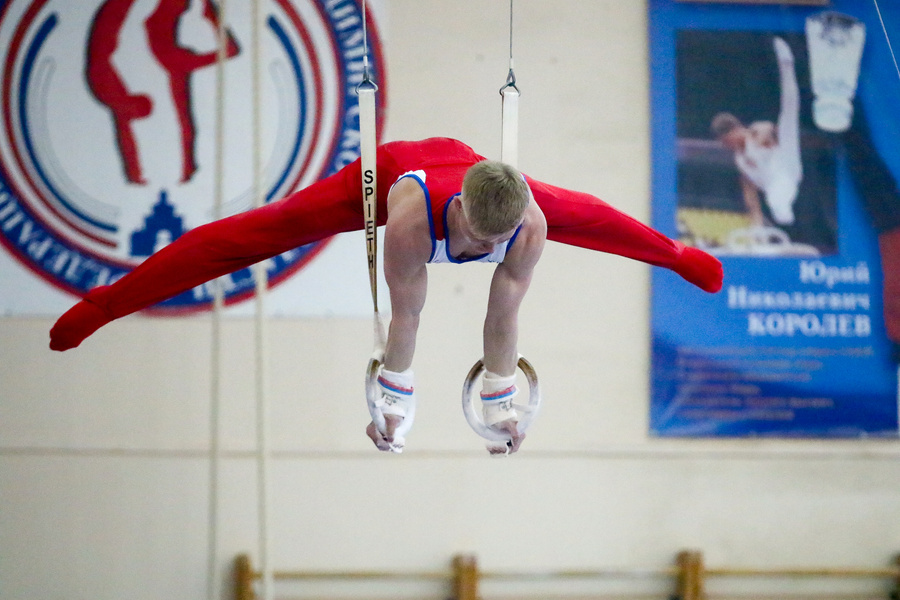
(506, 225), (521, 253)
(441, 195), (490, 264)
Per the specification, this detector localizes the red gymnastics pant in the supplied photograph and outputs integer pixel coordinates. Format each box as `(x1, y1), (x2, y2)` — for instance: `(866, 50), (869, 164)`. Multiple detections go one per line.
(49, 138), (722, 351)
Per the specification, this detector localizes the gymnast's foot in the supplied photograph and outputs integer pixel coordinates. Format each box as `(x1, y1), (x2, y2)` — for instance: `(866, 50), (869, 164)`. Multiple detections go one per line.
(673, 245), (724, 293)
(49, 289), (113, 351)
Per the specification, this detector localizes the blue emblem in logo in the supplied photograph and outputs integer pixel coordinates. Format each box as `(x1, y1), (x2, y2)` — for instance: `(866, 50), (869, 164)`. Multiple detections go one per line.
(0, 0), (385, 311)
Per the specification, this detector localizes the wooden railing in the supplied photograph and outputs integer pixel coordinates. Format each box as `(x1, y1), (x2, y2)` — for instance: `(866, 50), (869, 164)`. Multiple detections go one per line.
(235, 550), (900, 600)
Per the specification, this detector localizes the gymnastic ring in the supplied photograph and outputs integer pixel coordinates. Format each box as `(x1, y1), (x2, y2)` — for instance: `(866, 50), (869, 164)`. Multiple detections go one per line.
(365, 355), (387, 434)
(461, 355), (541, 443)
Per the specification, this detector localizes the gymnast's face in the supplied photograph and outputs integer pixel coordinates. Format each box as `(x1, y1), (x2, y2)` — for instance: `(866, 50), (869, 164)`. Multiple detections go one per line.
(455, 196), (521, 254)
(719, 127), (748, 153)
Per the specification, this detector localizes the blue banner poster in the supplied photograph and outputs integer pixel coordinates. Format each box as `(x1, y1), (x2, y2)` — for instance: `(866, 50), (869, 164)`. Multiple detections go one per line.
(649, 0), (900, 437)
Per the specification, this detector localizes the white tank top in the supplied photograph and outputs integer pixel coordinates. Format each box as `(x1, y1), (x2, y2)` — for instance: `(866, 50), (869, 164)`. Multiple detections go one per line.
(734, 122), (802, 225)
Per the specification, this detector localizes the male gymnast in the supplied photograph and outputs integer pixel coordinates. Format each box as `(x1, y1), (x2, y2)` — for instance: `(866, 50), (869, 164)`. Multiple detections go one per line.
(49, 137), (724, 453)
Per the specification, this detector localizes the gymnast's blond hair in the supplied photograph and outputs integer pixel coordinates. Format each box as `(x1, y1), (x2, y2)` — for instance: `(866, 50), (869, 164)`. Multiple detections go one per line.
(461, 160), (530, 236)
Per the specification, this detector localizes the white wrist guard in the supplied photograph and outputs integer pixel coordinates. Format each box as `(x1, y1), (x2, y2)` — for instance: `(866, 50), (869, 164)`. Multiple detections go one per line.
(377, 367), (415, 416)
(480, 371), (518, 427)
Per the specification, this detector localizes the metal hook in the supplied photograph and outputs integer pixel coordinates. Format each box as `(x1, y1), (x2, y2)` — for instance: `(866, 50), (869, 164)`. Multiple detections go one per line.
(357, 76), (378, 94)
(499, 67), (519, 95)
(357, 60), (379, 94)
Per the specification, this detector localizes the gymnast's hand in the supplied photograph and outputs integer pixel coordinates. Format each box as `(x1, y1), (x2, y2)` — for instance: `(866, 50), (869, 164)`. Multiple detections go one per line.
(485, 417), (525, 455)
(365, 415), (405, 452)
(366, 367), (416, 453)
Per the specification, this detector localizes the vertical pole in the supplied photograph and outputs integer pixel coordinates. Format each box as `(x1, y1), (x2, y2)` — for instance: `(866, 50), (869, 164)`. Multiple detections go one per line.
(250, 0), (272, 599)
(207, 2), (228, 599)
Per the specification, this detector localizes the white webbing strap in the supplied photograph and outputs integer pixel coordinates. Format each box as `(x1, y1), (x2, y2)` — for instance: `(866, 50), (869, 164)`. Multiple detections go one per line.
(358, 3), (390, 451)
(359, 83), (378, 309)
(501, 83), (519, 168)
(500, 0), (519, 168)
(358, 0), (386, 351)
(357, 80), (386, 350)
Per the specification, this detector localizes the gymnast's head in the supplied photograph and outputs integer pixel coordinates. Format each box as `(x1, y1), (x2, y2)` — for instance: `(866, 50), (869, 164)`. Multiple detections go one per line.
(712, 112), (778, 152)
(460, 160), (530, 238)
(711, 112), (749, 152)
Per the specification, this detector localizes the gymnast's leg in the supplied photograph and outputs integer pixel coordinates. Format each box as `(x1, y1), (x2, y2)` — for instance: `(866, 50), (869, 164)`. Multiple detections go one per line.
(50, 158), (384, 351)
(526, 177), (723, 293)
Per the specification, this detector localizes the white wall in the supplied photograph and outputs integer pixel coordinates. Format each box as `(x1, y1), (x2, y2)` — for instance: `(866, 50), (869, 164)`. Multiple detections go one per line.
(2, 2), (899, 599)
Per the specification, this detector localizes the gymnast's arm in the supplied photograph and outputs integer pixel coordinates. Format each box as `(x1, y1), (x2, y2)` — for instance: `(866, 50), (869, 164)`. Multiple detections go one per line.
(381, 177), (432, 373)
(481, 202), (546, 453)
(483, 201), (546, 376)
(773, 37), (801, 167)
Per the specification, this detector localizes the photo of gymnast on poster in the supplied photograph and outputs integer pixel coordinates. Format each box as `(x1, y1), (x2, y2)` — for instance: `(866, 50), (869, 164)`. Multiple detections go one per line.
(675, 30), (838, 258)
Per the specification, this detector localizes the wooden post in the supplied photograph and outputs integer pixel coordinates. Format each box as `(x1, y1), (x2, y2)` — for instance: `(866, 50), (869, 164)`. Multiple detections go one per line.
(452, 554), (479, 600)
(235, 554), (255, 600)
(892, 553), (900, 600)
(676, 550), (705, 600)
(675, 550), (692, 600)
